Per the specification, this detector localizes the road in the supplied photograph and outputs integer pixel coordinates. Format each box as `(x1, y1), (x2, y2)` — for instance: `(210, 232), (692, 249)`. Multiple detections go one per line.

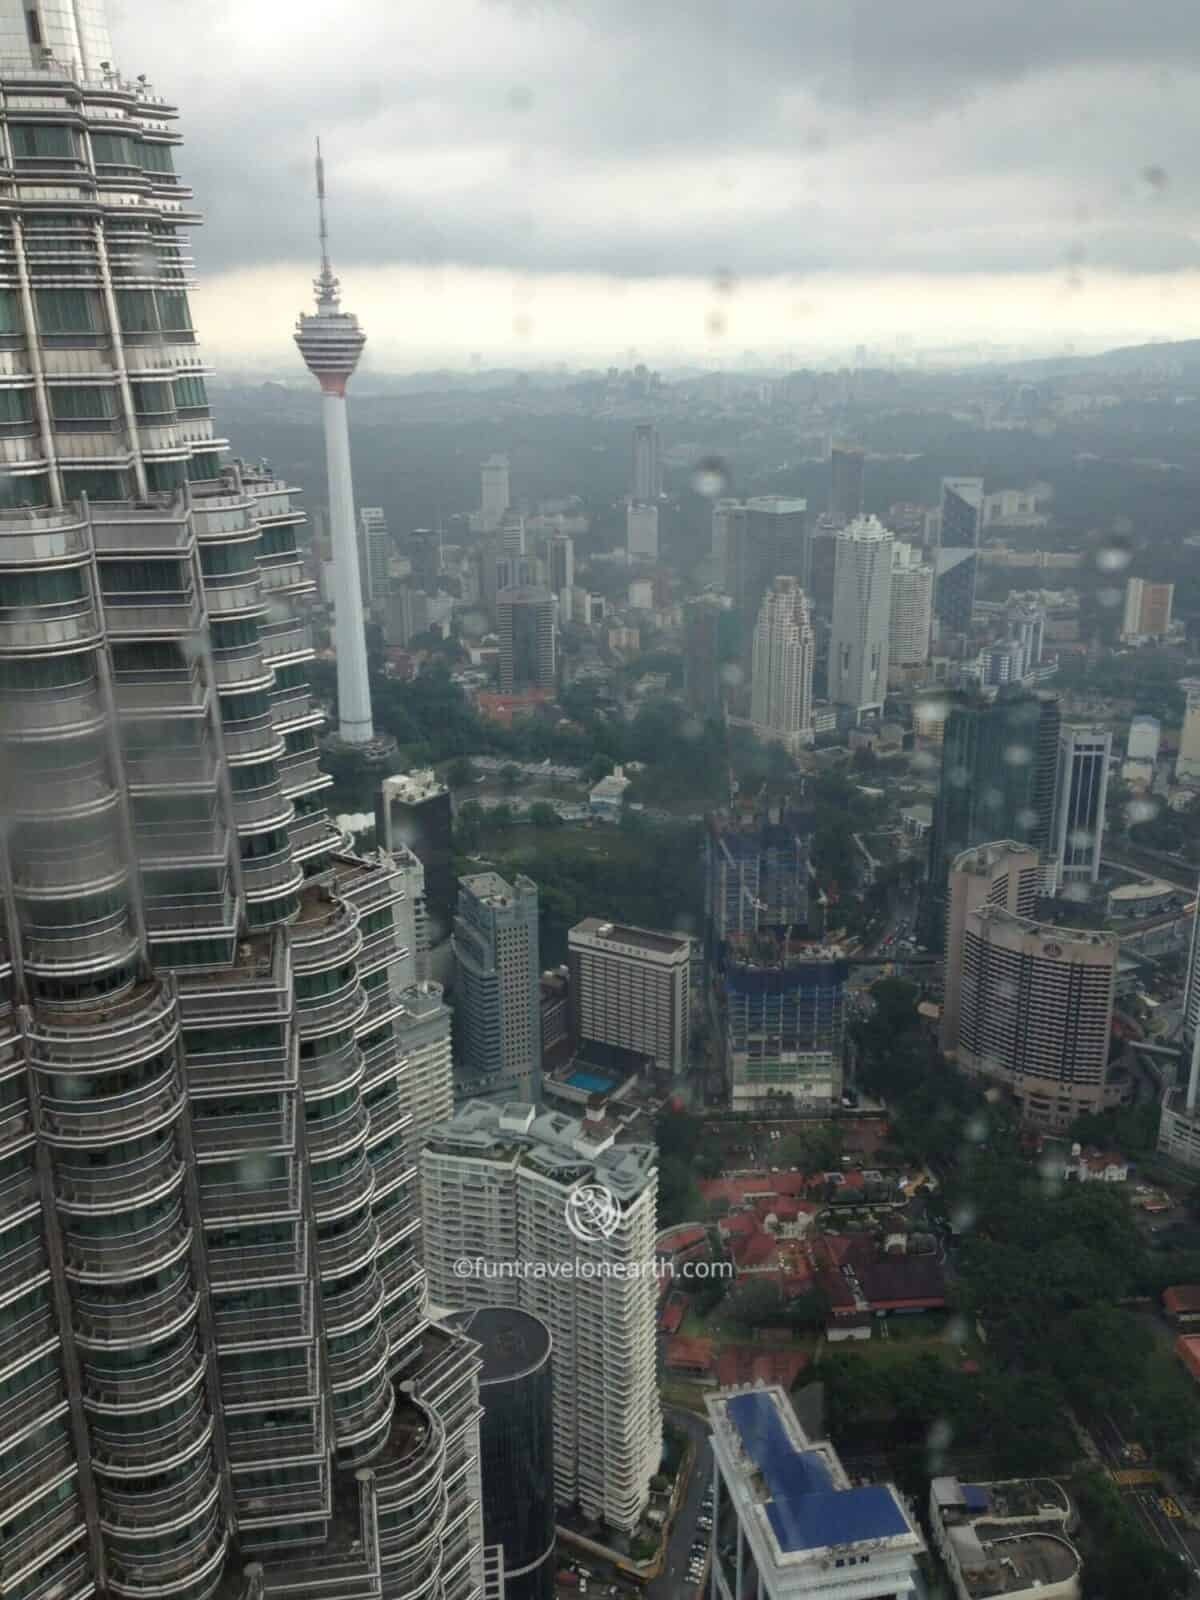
(648, 1408), (711, 1600)
(1092, 1410), (1200, 1585)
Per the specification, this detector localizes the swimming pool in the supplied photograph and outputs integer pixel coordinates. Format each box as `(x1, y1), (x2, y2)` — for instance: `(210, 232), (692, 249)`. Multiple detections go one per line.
(567, 1070), (617, 1094)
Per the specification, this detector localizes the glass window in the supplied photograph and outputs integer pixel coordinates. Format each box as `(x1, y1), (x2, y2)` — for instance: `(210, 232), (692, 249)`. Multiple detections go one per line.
(200, 541), (255, 578)
(51, 385), (116, 421)
(0, 289), (22, 335)
(61, 468), (128, 501)
(131, 381), (173, 414)
(0, 567), (85, 609)
(35, 289), (100, 334)
(156, 292), (192, 332)
(147, 460), (187, 492)
(188, 452), (221, 481)
(9, 123), (75, 160)
(115, 290), (158, 334)
(140, 142), (175, 174)
(101, 559), (187, 595)
(229, 760), (278, 793)
(0, 387), (33, 424)
(173, 376), (208, 409)
(91, 131), (136, 166)
(210, 618), (259, 651)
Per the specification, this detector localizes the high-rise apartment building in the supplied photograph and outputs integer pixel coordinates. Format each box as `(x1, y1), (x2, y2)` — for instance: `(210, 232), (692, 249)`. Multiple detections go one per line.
(705, 1385), (924, 1600)
(828, 444), (865, 526)
(479, 454), (510, 532)
(379, 769), (455, 949)
(497, 586), (556, 694)
(942, 845), (1118, 1127)
(567, 918), (691, 1074)
(750, 576), (815, 748)
(724, 497), (807, 658)
(295, 145), (375, 747)
(1121, 577), (1174, 642)
(939, 476), (985, 548)
(683, 590), (737, 721)
(626, 501), (659, 562)
(0, 14), (485, 1600)
(980, 637), (1026, 687)
(547, 531), (574, 597)
(722, 934), (846, 1112)
(630, 422), (661, 502)
(829, 516), (893, 720)
(1158, 890), (1200, 1170)
(359, 504), (392, 606)
(887, 540), (932, 674)
(1007, 599), (1045, 669)
(453, 872), (541, 1102)
(407, 526), (442, 594)
(1176, 679), (1200, 784)
(939, 841), (1041, 1047)
(922, 689), (1060, 948)
(422, 1101), (661, 1533)
(1051, 727), (1111, 886)
(705, 805), (815, 960)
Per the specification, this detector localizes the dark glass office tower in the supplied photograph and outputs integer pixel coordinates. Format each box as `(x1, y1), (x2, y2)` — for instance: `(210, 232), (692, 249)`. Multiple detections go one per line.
(466, 1307), (555, 1600)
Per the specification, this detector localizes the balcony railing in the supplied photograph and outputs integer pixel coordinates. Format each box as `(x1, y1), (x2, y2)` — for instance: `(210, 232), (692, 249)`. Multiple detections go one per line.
(82, 1333), (205, 1410)
(99, 1454), (217, 1531)
(196, 1172), (300, 1222)
(211, 1298), (312, 1351)
(320, 1269), (384, 1337)
(63, 1214), (190, 1281)
(206, 1237), (306, 1289)
(190, 1103), (294, 1159)
(0, 684), (104, 738)
(73, 1277), (198, 1348)
(40, 1064), (183, 1144)
(89, 1392), (211, 1474)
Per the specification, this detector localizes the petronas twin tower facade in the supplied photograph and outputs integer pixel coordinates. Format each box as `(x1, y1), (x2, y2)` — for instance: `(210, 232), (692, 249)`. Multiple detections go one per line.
(0, 8), (483, 1600)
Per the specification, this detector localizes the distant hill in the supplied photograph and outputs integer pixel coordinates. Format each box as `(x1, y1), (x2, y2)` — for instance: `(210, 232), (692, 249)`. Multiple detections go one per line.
(999, 338), (1200, 379)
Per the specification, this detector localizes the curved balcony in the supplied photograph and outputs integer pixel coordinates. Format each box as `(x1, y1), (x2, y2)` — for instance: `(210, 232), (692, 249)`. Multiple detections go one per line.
(305, 1098), (370, 1163)
(290, 899), (362, 973)
(231, 784), (293, 832)
(203, 578), (267, 619)
(0, 513), (90, 565)
(5, 757), (118, 822)
(83, 1331), (206, 1413)
(98, 1454), (218, 1535)
(316, 1212), (378, 1280)
(73, 1271), (198, 1352)
(90, 1393), (214, 1478)
(310, 1150), (375, 1227)
(300, 1039), (362, 1098)
(105, 1508), (227, 1599)
(40, 1063), (183, 1147)
(20, 907), (139, 976)
(328, 1320), (390, 1393)
(26, 981), (178, 1073)
(321, 1267), (384, 1338)
(0, 680), (105, 740)
(257, 623), (312, 663)
(210, 646), (266, 689)
(219, 719), (283, 762)
(296, 980), (368, 1040)
(373, 1395), (446, 1514)
(55, 1143), (184, 1216)
(333, 1379), (394, 1462)
(241, 857), (304, 904)
(64, 1212), (191, 1283)
(0, 595), (101, 652)
(11, 843), (125, 895)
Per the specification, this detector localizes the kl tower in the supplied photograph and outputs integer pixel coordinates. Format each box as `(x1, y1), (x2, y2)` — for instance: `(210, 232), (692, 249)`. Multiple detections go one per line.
(295, 143), (393, 755)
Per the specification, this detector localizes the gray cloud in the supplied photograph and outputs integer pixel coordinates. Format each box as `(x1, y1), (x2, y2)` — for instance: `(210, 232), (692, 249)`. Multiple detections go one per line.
(110, 0), (1200, 281)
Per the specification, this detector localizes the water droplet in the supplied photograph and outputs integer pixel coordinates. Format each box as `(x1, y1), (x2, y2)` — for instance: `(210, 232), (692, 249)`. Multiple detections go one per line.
(951, 1202), (977, 1233)
(1126, 797), (1160, 825)
(927, 1418), (954, 1452)
(719, 662), (744, 687)
(713, 268), (737, 297)
(1098, 587), (1123, 608)
(706, 309), (726, 338)
(1094, 537), (1132, 573)
(692, 457), (730, 499)
(1142, 164), (1168, 191)
(1003, 743), (1032, 767)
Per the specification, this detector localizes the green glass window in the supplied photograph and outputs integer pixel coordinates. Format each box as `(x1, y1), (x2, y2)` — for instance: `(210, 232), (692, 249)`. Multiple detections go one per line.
(0, 473), (48, 507)
(173, 376), (208, 409)
(51, 385), (116, 421)
(115, 290), (158, 334)
(101, 559), (187, 595)
(156, 292), (191, 332)
(139, 142), (175, 174)
(0, 388), (33, 424)
(188, 452), (221, 481)
(209, 618), (259, 650)
(0, 567), (84, 608)
(61, 468), (128, 501)
(9, 122), (75, 159)
(131, 381), (173, 414)
(0, 289), (22, 335)
(259, 525), (298, 558)
(0, 652), (93, 689)
(146, 460), (186, 492)
(200, 540), (255, 578)
(229, 760), (278, 793)
(220, 687), (272, 722)
(91, 131), (136, 165)
(35, 288), (100, 334)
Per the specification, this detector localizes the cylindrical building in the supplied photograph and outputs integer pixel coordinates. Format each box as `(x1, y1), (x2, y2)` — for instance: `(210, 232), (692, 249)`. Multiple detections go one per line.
(468, 1307), (555, 1600)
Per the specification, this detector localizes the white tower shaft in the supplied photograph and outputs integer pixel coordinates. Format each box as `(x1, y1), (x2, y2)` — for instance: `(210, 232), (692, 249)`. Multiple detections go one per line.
(323, 389), (374, 742)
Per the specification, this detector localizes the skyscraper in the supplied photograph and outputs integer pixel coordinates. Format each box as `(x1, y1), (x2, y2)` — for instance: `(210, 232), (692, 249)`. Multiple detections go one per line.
(828, 443), (865, 525)
(750, 576), (815, 748)
(453, 872), (542, 1102)
(295, 143), (375, 746)
(724, 497), (807, 659)
(1121, 577), (1174, 642)
(705, 803), (816, 961)
(934, 477), (984, 641)
(359, 504), (392, 606)
(479, 453), (511, 532)
(379, 768), (456, 950)
(683, 590), (737, 721)
(723, 936), (847, 1112)
(630, 421), (661, 501)
(0, 15), (484, 1600)
(1158, 891), (1200, 1170)
(939, 476), (985, 547)
(829, 515), (893, 720)
(567, 918), (692, 1074)
(1176, 679), (1200, 783)
(1051, 727), (1111, 887)
(887, 540), (933, 675)
(547, 531), (574, 597)
(922, 689), (1060, 948)
(422, 1101), (662, 1533)
(497, 585), (556, 694)
(626, 500), (659, 561)
(942, 844), (1118, 1127)
(407, 526), (442, 594)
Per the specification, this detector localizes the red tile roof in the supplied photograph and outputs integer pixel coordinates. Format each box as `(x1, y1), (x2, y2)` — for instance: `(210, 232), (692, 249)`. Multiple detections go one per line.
(1165, 1286), (1200, 1316)
(665, 1336), (715, 1373)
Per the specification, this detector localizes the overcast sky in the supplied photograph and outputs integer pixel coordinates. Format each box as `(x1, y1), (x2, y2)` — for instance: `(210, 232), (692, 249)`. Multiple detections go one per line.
(109, 0), (1200, 368)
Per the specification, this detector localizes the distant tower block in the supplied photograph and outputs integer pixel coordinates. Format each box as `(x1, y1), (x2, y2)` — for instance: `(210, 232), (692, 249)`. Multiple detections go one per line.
(295, 141), (382, 750)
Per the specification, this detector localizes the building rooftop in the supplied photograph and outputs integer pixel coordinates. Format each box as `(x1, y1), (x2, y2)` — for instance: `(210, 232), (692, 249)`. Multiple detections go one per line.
(974, 905), (1118, 951)
(570, 918), (690, 957)
(426, 1098), (657, 1199)
(382, 768), (448, 803)
(461, 1306), (551, 1386)
(952, 840), (1039, 876)
(708, 1385), (921, 1564)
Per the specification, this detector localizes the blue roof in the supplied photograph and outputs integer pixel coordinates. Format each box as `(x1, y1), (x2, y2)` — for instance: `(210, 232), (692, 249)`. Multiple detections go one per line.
(725, 1391), (909, 1554)
(961, 1484), (990, 1511)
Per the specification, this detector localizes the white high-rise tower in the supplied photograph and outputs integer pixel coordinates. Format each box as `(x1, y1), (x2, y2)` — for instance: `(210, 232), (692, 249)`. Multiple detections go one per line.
(750, 576), (815, 748)
(295, 143), (374, 744)
(830, 515), (894, 721)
